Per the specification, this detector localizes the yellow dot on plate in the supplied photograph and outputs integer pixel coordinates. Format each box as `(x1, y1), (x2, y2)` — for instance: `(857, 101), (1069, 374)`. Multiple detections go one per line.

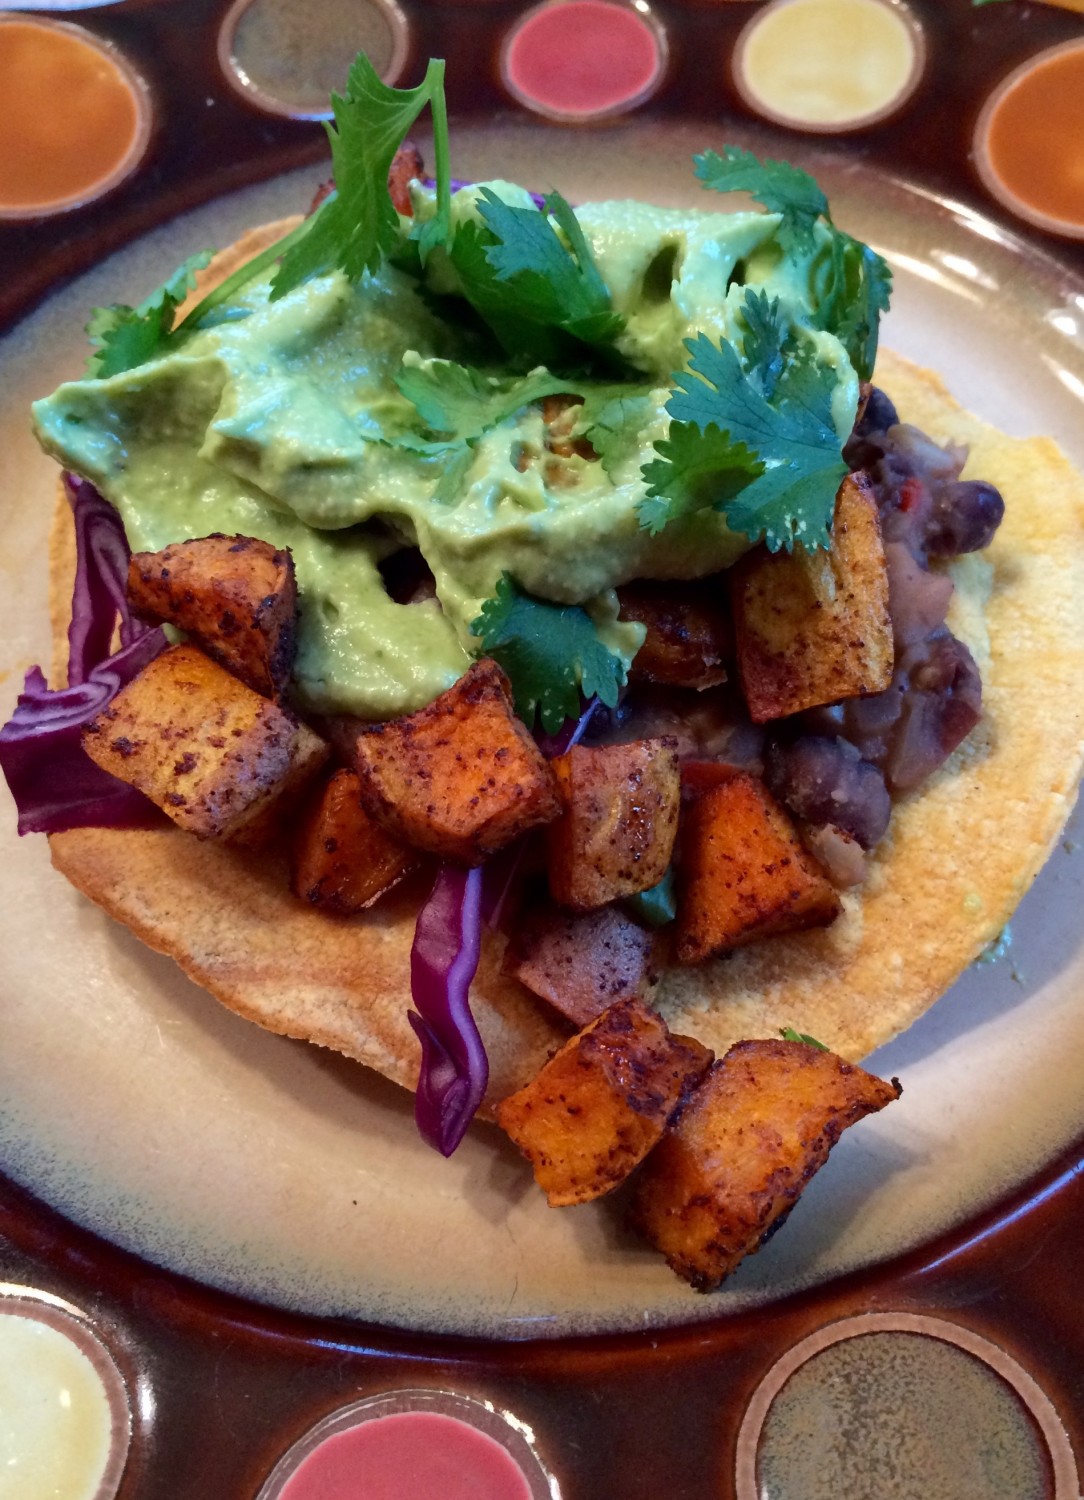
(0, 1311), (122, 1500)
(734, 0), (923, 133)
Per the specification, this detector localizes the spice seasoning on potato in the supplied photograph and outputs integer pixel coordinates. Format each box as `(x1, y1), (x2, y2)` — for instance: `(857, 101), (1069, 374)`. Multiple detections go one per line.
(629, 1038), (900, 1290)
(352, 658), (561, 864)
(127, 533), (298, 700)
(291, 768), (418, 914)
(617, 580), (732, 690)
(675, 771), (841, 963)
(730, 472), (893, 722)
(505, 903), (659, 1027)
(497, 997), (713, 1207)
(547, 739), (681, 911)
(81, 643), (328, 842)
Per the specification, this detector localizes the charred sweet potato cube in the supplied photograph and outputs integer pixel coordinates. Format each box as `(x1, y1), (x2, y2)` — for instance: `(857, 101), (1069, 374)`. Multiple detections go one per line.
(675, 772), (840, 964)
(496, 997), (713, 1207)
(291, 768), (418, 913)
(730, 473), (893, 722)
(352, 658), (560, 864)
(127, 534), (298, 699)
(506, 904), (658, 1028)
(82, 644), (327, 840)
(629, 1039), (901, 1290)
(547, 740), (681, 911)
(618, 581), (731, 690)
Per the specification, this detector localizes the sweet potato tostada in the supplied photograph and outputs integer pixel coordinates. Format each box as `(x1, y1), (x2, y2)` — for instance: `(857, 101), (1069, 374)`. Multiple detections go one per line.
(9, 57), (1084, 1285)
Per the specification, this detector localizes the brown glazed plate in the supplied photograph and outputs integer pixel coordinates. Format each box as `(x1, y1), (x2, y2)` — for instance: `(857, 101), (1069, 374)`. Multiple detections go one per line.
(1, 3), (1083, 1497)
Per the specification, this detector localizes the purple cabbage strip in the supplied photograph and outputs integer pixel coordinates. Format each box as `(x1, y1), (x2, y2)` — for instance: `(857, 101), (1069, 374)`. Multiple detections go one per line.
(408, 697), (601, 1152)
(65, 475), (147, 684)
(534, 695), (599, 759)
(408, 864), (487, 1156)
(0, 477), (166, 835)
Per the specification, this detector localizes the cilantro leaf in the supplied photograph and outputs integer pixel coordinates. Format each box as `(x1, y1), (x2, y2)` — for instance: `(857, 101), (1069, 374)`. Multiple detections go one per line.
(272, 55), (450, 299)
(694, 145), (892, 380)
(779, 1027), (829, 1050)
(579, 386), (654, 478)
(694, 146), (828, 253)
(395, 359), (577, 442)
(471, 574), (626, 734)
(643, 333), (846, 551)
(448, 188), (624, 362)
(448, 220), (569, 366)
(86, 251), (213, 377)
(829, 236), (893, 384)
(738, 288), (791, 398)
(640, 422), (762, 537)
(392, 360), (583, 505)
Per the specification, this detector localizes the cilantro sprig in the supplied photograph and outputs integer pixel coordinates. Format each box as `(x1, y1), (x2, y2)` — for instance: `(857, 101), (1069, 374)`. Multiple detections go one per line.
(273, 55), (450, 297)
(694, 145), (892, 382)
(695, 146), (829, 254)
(448, 189), (625, 365)
(641, 326), (847, 552)
(85, 252), (213, 377)
(471, 575), (626, 734)
(395, 359), (578, 445)
(779, 1027), (829, 1050)
(393, 359), (585, 502)
(84, 55), (453, 375)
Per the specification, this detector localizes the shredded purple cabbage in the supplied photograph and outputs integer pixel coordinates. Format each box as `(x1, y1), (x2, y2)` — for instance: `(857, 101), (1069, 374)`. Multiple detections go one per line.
(409, 864), (487, 1156)
(534, 695), (599, 759)
(408, 698), (601, 1150)
(0, 477), (166, 834)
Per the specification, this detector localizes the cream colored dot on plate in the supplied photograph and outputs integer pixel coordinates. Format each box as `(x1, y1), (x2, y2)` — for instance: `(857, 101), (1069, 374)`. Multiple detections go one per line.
(734, 0), (923, 132)
(0, 1312), (119, 1500)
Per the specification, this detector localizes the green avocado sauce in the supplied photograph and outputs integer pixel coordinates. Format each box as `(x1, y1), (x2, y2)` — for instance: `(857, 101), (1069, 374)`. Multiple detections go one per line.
(32, 184), (859, 719)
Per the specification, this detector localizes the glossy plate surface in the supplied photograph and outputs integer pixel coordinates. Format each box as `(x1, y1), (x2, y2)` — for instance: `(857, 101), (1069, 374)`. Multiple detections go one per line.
(2, 121), (1083, 1338)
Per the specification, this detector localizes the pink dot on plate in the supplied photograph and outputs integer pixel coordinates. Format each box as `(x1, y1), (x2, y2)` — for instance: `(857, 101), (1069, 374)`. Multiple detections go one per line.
(502, 0), (665, 120)
(257, 1391), (557, 1500)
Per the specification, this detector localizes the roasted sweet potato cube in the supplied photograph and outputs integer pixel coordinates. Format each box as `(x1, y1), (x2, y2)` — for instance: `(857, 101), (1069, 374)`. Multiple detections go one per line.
(730, 472), (893, 722)
(547, 740), (680, 911)
(82, 643), (327, 840)
(127, 534), (298, 699)
(618, 580), (731, 690)
(352, 658), (560, 864)
(629, 1038), (901, 1290)
(506, 904), (658, 1028)
(496, 998), (713, 1207)
(675, 772), (840, 964)
(292, 768), (418, 913)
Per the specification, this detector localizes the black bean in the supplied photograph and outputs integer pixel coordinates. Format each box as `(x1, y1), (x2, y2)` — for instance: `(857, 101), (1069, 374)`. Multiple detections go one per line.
(926, 479), (1005, 558)
(766, 735), (891, 850)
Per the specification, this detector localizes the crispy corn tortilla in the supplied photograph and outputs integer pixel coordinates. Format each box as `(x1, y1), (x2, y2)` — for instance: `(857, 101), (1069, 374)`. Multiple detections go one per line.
(45, 223), (1084, 1112)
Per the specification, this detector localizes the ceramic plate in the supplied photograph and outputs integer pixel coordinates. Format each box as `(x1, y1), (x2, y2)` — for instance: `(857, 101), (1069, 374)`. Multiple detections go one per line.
(3, 119), (1084, 1338)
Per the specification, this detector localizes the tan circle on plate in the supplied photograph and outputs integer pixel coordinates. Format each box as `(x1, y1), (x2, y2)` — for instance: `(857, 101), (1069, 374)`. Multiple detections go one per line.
(732, 0), (924, 134)
(218, 0), (409, 121)
(0, 17), (151, 218)
(735, 1311), (1078, 1500)
(0, 1284), (132, 1500)
(974, 40), (1084, 242)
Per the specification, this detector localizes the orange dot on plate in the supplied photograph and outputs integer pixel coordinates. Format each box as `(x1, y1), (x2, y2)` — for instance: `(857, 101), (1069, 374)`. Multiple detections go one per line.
(976, 40), (1084, 239)
(0, 17), (150, 217)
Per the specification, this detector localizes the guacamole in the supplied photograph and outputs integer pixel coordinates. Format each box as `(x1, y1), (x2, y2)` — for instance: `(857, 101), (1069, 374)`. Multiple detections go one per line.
(32, 183), (860, 720)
